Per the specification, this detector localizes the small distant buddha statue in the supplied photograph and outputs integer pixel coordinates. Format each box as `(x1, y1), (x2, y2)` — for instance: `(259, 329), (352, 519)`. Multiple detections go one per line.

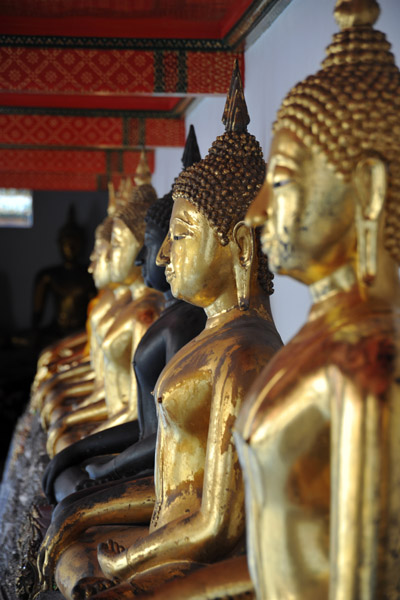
(41, 126), (206, 504)
(37, 62), (283, 599)
(236, 1), (400, 598)
(32, 205), (96, 343)
(45, 157), (163, 456)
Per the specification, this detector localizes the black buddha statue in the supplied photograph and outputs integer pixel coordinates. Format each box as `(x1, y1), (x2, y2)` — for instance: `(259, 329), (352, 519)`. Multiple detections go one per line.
(42, 128), (205, 503)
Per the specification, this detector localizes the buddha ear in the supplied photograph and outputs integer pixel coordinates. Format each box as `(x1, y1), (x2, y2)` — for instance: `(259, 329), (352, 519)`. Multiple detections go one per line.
(353, 154), (387, 285)
(232, 221), (254, 310)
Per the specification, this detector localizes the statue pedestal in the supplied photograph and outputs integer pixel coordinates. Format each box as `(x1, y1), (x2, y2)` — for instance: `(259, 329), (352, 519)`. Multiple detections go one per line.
(0, 408), (50, 599)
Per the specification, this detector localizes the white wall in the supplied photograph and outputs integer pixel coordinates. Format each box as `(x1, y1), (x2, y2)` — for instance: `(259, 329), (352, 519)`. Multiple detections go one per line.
(153, 0), (400, 343)
(151, 147), (183, 198)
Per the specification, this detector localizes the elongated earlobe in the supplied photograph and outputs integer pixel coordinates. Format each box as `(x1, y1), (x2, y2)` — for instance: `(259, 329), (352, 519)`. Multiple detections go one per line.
(232, 221), (254, 310)
(354, 155), (387, 285)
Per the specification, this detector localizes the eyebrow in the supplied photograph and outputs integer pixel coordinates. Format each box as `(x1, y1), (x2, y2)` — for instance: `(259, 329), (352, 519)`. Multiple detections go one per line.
(268, 154), (299, 173)
(171, 214), (196, 227)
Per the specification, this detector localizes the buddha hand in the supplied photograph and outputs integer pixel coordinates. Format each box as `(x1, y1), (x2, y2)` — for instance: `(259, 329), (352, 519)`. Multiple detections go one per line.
(84, 456), (118, 481)
(36, 500), (78, 585)
(71, 576), (116, 599)
(37, 543), (53, 590)
(98, 539), (130, 581)
(46, 421), (68, 458)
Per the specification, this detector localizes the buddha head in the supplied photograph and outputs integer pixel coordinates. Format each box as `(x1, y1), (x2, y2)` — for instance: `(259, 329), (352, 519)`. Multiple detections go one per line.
(110, 153), (157, 284)
(158, 61), (274, 311)
(89, 216), (113, 290)
(57, 205), (85, 264)
(248, 0), (400, 289)
(136, 126), (202, 293)
(135, 192), (174, 293)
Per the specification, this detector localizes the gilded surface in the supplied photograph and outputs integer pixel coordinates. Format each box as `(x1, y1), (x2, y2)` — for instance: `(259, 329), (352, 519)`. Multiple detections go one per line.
(37, 66), (284, 596)
(236, 1), (400, 598)
(38, 198), (281, 595)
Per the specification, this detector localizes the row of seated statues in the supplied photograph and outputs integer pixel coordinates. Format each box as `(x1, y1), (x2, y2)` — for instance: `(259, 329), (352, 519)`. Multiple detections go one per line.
(2, 0), (400, 597)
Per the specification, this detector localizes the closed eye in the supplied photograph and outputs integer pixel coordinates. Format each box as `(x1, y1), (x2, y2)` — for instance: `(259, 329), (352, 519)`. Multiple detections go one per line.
(273, 179), (292, 189)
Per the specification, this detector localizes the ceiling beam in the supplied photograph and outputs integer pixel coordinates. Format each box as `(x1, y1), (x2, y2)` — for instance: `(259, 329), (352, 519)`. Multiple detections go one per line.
(0, 112), (185, 148)
(0, 149), (155, 191)
(0, 47), (244, 96)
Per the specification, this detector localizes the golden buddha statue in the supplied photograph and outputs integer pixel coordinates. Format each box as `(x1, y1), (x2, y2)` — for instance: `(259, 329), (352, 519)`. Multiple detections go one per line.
(37, 63), (283, 598)
(45, 166), (162, 456)
(37, 177), (143, 427)
(40, 127), (205, 506)
(32, 179), (120, 394)
(235, 1), (400, 598)
(31, 216), (115, 418)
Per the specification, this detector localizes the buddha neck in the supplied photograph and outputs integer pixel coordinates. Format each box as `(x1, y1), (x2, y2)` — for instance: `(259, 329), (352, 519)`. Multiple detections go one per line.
(163, 289), (176, 308)
(128, 276), (148, 301)
(205, 284), (272, 330)
(310, 263), (358, 305)
(63, 258), (78, 269)
(308, 258), (400, 326)
(112, 283), (132, 300)
(113, 267), (147, 301)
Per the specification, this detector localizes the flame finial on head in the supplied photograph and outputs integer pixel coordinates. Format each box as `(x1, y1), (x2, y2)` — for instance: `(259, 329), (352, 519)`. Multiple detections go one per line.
(172, 60), (273, 293)
(147, 126), (202, 234)
(107, 182), (117, 216)
(181, 125), (201, 170)
(173, 60), (265, 246)
(222, 59), (250, 134)
(134, 150), (152, 186)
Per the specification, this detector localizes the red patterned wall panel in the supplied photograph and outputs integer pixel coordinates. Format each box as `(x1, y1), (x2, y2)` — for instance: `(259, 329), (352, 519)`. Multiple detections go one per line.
(0, 148), (106, 172)
(0, 149), (155, 190)
(163, 51), (179, 93)
(0, 171), (98, 190)
(0, 114), (123, 147)
(186, 51), (244, 94)
(0, 47), (155, 94)
(145, 118), (185, 147)
(125, 118), (141, 147)
(0, 114), (184, 148)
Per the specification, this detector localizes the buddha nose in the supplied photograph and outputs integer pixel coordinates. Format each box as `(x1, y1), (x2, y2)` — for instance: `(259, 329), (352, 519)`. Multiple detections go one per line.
(245, 178), (270, 227)
(135, 244), (146, 266)
(156, 234), (171, 266)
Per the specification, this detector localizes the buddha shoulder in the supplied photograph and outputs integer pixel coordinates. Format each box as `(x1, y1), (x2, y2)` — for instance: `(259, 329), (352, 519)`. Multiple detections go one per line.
(156, 311), (282, 395)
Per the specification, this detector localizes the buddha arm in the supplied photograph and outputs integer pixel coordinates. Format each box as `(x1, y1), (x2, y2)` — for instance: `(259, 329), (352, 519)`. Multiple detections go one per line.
(98, 347), (269, 581)
(41, 379), (96, 429)
(46, 400), (108, 457)
(42, 421), (140, 503)
(36, 330), (87, 369)
(103, 327), (134, 416)
(33, 362), (93, 412)
(329, 370), (400, 599)
(85, 432), (157, 481)
(38, 476), (155, 585)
